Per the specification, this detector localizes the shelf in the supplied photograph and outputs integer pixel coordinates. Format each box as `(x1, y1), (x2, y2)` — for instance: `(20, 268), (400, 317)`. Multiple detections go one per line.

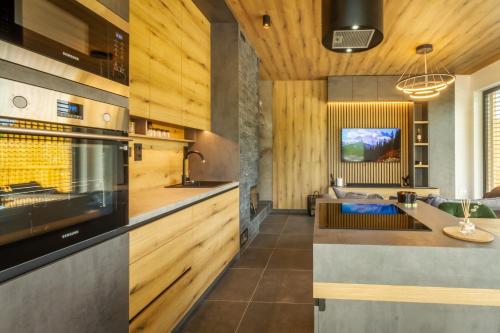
(414, 121), (429, 124)
(129, 133), (195, 143)
(414, 164), (429, 168)
(414, 143), (429, 146)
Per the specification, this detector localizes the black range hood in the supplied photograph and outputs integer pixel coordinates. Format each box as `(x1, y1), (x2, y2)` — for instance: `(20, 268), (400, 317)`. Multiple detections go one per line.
(322, 0), (384, 53)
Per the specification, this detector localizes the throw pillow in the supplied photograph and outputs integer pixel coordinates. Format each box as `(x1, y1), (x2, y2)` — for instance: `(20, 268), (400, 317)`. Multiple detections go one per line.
(484, 186), (500, 198)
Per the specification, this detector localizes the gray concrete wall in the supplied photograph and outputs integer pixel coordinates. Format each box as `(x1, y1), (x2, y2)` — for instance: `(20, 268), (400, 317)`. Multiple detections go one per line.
(189, 23), (240, 181)
(317, 300), (500, 333)
(258, 81), (273, 201)
(189, 25), (260, 239)
(0, 235), (129, 333)
(429, 86), (455, 197)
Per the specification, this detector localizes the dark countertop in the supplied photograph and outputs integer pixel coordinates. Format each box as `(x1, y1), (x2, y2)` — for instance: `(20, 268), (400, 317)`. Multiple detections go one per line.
(314, 198), (499, 249)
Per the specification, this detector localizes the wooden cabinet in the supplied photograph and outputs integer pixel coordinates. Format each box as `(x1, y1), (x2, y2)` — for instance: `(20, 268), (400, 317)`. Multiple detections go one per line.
(129, 208), (195, 319)
(129, 0), (150, 119)
(377, 76), (404, 101)
(353, 76), (378, 101)
(327, 76), (353, 101)
(97, 0), (129, 21)
(129, 188), (240, 332)
(327, 76), (407, 102)
(129, 0), (211, 130)
(181, 0), (211, 130)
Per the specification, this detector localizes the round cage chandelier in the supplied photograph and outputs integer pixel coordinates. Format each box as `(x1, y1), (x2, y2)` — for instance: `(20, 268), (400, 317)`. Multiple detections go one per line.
(395, 44), (455, 100)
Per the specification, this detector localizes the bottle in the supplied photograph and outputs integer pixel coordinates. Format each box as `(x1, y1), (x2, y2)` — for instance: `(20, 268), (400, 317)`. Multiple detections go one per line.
(416, 128), (422, 143)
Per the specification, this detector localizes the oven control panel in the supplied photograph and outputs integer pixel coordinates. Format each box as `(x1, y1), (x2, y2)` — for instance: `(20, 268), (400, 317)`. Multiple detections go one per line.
(57, 100), (83, 120)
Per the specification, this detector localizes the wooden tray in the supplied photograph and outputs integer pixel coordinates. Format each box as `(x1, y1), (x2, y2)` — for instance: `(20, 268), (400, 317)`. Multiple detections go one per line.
(443, 226), (494, 243)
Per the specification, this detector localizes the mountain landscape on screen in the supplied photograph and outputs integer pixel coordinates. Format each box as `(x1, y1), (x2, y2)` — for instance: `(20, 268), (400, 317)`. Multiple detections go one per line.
(341, 128), (401, 162)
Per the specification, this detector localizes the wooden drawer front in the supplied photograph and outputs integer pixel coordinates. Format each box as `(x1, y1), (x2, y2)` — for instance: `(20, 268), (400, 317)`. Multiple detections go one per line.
(129, 228), (194, 320)
(130, 268), (196, 333)
(129, 188), (240, 332)
(191, 189), (240, 287)
(129, 208), (193, 265)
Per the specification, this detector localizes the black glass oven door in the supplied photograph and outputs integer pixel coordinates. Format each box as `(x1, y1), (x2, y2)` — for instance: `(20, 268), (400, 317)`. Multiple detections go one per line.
(0, 125), (128, 271)
(0, 0), (129, 85)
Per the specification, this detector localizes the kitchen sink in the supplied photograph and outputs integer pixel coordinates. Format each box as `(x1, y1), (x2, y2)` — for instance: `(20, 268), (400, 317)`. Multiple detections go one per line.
(165, 180), (233, 188)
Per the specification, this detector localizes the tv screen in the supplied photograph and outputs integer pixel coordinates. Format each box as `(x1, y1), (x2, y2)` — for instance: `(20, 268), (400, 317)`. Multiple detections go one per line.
(341, 128), (401, 162)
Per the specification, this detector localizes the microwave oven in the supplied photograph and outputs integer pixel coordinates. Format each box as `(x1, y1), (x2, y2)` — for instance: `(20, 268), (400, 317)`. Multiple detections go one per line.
(0, 0), (129, 96)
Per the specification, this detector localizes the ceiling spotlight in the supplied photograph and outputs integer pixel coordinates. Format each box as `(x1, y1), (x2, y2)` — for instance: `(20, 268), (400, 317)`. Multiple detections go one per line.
(346, 48), (352, 53)
(352, 25), (360, 30)
(263, 15), (271, 29)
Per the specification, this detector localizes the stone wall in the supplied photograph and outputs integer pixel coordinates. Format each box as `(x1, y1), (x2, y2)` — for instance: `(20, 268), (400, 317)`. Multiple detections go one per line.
(238, 32), (260, 237)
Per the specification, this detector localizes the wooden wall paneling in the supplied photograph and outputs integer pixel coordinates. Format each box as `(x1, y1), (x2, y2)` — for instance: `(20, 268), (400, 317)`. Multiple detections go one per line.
(129, 0), (151, 118)
(148, 0), (184, 127)
(272, 81), (328, 209)
(327, 102), (412, 185)
(225, 0), (500, 80)
(181, 0), (211, 130)
(128, 137), (186, 198)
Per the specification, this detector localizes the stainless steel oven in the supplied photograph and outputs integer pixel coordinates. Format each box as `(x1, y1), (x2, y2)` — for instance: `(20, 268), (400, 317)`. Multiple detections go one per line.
(0, 78), (129, 272)
(0, 0), (129, 95)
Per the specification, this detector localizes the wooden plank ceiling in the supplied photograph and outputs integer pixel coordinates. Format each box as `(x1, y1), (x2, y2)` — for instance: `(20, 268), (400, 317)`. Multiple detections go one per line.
(225, 0), (500, 80)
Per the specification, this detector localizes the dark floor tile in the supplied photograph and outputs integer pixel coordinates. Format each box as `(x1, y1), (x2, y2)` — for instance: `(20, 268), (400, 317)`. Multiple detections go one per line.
(181, 300), (247, 333)
(249, 234), (280, 249)
(237, 303), (313, 333)
(287, 215), (314, 223)
(252, 269), (312, 304)
(234, 248), (273, 269)
(267, 249), (313, 270)
(259, 221), (285, 235)
(263, 215), (289, 223)
(282, 216), (314, 235)
(208, 268), (263, 301)
(276, 233), (313, 250)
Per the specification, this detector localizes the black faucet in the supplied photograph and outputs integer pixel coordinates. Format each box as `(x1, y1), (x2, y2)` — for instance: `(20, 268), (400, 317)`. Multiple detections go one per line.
(182, 146), (206, 185)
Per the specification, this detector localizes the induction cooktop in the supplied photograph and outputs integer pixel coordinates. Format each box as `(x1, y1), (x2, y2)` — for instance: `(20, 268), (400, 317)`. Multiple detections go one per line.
(318, 203), (432, 231)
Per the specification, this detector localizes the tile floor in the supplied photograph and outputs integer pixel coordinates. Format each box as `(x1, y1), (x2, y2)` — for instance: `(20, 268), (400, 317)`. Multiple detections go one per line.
(179, 214), (314, 333)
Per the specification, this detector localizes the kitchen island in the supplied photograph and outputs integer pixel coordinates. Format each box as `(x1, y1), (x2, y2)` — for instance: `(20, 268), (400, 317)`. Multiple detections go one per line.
(313, 199), (500, 333)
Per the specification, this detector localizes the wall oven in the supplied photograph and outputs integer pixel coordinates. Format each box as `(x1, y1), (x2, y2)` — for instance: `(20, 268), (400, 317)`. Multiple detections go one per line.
(0, 78), (129, 273)
(0, 0), (129, 96)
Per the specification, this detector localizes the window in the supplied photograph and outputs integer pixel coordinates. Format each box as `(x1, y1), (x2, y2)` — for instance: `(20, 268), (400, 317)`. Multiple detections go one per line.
(484, 85), (500, 193)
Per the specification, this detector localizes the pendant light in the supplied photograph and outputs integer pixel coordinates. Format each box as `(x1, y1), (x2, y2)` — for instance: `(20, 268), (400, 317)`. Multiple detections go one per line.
(396, 44), (455, 100)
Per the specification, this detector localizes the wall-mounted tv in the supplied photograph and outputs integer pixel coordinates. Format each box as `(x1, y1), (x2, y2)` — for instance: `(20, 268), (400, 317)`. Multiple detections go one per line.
(341, 128), (401, 163)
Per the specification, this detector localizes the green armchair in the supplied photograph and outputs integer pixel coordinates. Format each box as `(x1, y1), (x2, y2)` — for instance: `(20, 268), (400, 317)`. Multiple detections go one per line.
(438, 202), (497, 218)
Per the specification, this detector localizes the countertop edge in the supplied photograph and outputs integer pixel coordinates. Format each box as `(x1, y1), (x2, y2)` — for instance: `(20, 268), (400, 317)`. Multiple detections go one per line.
(127, 182), (240, 230)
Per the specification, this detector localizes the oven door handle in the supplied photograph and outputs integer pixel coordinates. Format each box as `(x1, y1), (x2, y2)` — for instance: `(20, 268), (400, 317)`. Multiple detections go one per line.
(0, 125), (132, 142)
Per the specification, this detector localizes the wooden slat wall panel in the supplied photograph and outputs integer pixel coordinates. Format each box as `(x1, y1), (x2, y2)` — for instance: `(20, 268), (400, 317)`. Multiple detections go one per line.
(327, 102), (412, 185)
(272, 80), (328, 209)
